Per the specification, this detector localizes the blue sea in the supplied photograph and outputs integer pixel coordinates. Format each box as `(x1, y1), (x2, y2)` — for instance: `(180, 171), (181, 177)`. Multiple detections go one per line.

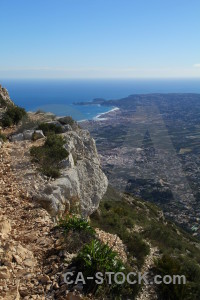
(0, 79), (200, 121)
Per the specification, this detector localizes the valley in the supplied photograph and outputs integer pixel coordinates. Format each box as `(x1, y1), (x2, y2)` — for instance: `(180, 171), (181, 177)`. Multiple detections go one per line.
(80, 93), (200, 237)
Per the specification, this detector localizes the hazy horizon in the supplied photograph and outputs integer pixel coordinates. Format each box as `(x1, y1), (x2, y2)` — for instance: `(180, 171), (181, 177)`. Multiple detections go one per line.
(1, 0), (200, 79)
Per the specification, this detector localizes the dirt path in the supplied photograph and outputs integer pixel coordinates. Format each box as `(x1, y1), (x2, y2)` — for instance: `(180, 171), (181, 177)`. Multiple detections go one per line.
(0, 141), (92, 300)
(136, 241), (160, 300)
(0, 141), (55, 299)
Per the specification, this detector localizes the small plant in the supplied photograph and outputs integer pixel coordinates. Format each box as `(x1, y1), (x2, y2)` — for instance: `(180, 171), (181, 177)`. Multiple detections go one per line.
(58, 214), (95, 234)
(73, 239), (125, 295)
(1, 105), (26, 127)
(30, 133), (68, 178)
(57, 214), (95, 253)
(1, 114), (12, 127)
(37, 122), (63, 135)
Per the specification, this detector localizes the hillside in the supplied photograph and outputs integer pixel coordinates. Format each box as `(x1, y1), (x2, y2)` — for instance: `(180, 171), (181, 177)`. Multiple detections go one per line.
(92, 186), (200, 299)
(0, 86), (200, 299)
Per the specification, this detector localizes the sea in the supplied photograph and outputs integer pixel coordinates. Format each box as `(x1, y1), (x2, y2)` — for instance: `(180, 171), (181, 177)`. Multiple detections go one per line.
(0, 79), (200, 121)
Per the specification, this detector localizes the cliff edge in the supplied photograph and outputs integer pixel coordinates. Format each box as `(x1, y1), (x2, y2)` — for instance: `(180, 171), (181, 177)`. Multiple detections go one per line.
(32, 128), (108, 217)
(0, 84), (108, 217)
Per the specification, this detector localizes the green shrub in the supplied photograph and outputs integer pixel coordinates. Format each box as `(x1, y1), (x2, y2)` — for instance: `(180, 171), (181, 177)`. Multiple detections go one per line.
(143, 222), (186, 252)
(63, 230), (95, 254)
(58, 214), (95, 253)
(30, 133), (68, 178)
(91, 198), (150, 268)
(58, 116), (74, 126)
(1, 114), (12, 127)
(58, 214), (95, 235)
(0, 95), (7, 107)
(122, 232), (150, 266)
(37, 122), (63, 135)
(155, 255), (200, 300)
(90, 187), (200, 299)
(17, 118), (39, 133)
(1, 105), (26, 127)
(73, 239), (125, 295)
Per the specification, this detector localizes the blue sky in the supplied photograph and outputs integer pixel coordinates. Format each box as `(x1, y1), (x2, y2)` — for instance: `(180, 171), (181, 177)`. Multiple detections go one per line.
(1, 0), (200, 78)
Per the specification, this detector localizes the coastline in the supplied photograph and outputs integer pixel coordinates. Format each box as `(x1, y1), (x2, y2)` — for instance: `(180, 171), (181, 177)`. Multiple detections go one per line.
(93, 107), (119, 121)
(77, 107), (120, 123)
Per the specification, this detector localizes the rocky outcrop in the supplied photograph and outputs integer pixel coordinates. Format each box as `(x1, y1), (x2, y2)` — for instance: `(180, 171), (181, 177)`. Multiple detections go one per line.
(0, 83), (108, 218)
(33, 129), (108, 217)
(11, 130), (45, 142)
(0, 84), (15, 124)
(2, 109), (108, 218)
(0, 84), (14, 108)
(0, 126), (108, 298)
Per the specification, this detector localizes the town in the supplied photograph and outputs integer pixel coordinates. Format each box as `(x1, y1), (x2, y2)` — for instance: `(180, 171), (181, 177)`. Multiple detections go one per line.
(80, 93), (200, 238)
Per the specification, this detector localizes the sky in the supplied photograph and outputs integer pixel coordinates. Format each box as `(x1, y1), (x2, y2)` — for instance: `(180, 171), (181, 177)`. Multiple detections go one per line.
(0, 0), (200, 79)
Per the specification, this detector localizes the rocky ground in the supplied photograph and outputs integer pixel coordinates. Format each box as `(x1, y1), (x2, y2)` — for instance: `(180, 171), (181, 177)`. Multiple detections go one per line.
(0, 141), (89, 300)
(0, 140), (128, 300)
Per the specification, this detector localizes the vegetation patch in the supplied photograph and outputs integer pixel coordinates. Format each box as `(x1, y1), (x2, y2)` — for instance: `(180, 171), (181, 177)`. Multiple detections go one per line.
(91, 188), (150, 269)
(1, 105), (27, 128)
(57, 214), (95, 252)
(58, 214), (95, 235)
(30, 133), (68, 178)
(58, 116), (74, 126)
(90, 187), (200, 299)
(155, 254), (200, 300)
(57, 205), (139, 298)
(0, 95), (7, 107)
(73, 239), (126, 296)
(37, 122), (63, 135)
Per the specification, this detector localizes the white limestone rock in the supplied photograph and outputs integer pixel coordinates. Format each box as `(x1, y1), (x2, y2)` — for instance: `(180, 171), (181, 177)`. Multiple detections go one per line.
(23, 130), (34, 140)
(59, 153), (74, 168)
(33, 130), (45, 140)
(33, 129), (108, 217)
(11, 133), (24, 142)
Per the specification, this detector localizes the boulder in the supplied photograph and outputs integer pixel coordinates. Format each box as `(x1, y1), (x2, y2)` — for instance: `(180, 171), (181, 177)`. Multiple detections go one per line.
(11, 133), (24, 142)
(23, 130), (34, 140)
(32, 130), (45, 140)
